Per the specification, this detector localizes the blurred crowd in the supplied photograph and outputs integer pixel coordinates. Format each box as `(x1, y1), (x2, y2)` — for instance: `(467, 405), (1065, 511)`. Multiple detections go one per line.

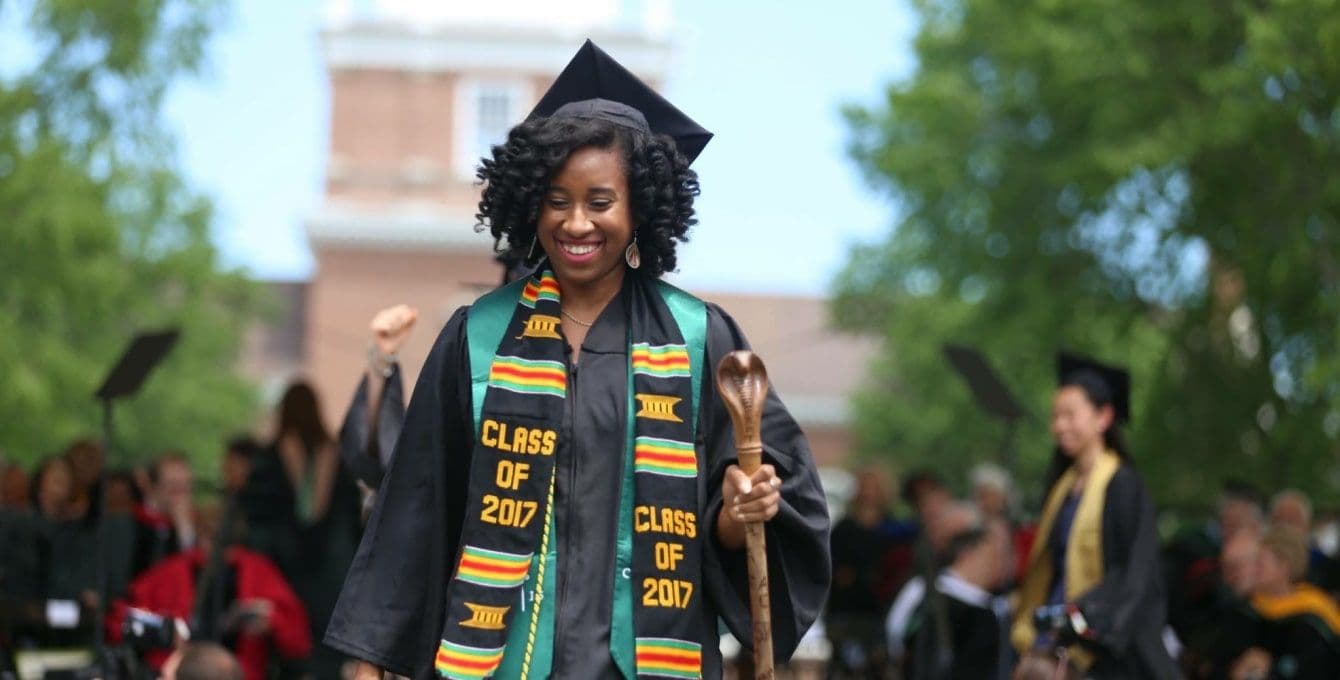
(0, 383), (360, 680)
(826, 464), (1340, 679)
(5, 362), (1340, 680)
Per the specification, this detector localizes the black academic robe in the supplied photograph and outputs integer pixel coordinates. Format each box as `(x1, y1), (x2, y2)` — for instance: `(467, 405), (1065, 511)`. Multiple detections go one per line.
(324, 285), (832, 679)
(244, 443), (363, 678)
(338, 364), (406, 490)
(1162, 523), (1223, 665)
(0, 511), (136, 648)
(1209, 588), (1340, 680)
(0, 509), (49, 648)
(1068, 466), (1182, 680)
(131, 506), (188, 578)
(903, 574), (1005, 680)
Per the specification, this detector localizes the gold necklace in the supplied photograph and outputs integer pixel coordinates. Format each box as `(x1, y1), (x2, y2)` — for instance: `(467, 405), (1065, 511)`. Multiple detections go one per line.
(561, 309), (593, 327)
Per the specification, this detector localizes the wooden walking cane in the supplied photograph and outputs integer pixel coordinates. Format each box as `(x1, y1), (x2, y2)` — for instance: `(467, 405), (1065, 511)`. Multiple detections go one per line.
(716, 350), (774, 680)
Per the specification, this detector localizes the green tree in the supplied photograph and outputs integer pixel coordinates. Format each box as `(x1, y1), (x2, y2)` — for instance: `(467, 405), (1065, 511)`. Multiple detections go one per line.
(0, 0), (265, 474)
(839, 0), (1340, 508)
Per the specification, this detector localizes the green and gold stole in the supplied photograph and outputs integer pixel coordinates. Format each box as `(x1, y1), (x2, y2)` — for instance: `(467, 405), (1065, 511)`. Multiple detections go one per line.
(434, 269), (708, 680)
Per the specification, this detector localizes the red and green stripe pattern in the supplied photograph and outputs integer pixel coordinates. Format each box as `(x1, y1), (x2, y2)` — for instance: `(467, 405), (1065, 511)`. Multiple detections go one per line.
(519, 272), (561, 308)
(633, 436), (697, 478)
(487, 356), (566, 398)
(635, 637), (701, 678)
(631, 343), (691, 379)
(455, 545), (533, 589)
(435, 639), (505, 679)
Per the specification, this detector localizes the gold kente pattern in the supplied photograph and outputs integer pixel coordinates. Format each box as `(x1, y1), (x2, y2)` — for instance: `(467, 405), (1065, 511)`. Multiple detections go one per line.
(518, 314), (562, 340)
(460, 602), (510, 630)
(635, 394), (683, 423)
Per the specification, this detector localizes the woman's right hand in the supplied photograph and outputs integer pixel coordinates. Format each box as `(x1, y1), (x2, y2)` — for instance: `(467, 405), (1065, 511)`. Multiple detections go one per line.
(351, 660), (384, 680)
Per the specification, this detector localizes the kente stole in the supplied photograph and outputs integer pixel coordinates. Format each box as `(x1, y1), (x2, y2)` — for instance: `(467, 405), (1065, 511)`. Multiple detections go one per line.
(435, 270), (707, 680)
(1010, 450), (1121, 669)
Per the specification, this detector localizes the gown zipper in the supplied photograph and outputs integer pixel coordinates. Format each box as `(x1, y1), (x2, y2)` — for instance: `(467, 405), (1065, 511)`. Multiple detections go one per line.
(551, 357), (578, 675)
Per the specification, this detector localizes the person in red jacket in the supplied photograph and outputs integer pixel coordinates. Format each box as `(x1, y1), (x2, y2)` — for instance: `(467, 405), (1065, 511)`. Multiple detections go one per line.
(109, 503), (311, 680)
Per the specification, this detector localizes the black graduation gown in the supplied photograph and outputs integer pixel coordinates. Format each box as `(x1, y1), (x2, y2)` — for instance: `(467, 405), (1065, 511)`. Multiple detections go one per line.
(338, 364), (406, 490)
(1067, 466), (1182, 680)
(828, 515), (916, 618)
(0, 509), (49, 651)
(131, 512), (186, 578)
(903, 576), (1005, 680)
(244, 443), (363, 678)
(0, 511), (136, 648)
(1210, 591), (1340, 680)
(324, 286), (832, 679)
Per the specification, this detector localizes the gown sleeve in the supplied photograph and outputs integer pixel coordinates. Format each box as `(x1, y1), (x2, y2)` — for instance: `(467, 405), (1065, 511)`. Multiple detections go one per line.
(337, 363), (407, 490)
(1073, 466), (1166, 658)
(324, 308), (472, 679)
(698, 303), (832, 663)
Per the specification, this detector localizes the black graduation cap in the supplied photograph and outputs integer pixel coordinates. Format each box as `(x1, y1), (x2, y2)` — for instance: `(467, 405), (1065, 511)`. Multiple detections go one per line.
(942, 344), (1028, 423)
(1057, 351), (1131, 424)
(527, 39), (713, 164)
(95, 330), (180, 401)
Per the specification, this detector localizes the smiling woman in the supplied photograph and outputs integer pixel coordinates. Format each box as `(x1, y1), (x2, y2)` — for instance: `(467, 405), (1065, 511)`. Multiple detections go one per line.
(1010, 353), (1178, 680)
(474, 105), (701, 343)
(324, 40), (831, 680)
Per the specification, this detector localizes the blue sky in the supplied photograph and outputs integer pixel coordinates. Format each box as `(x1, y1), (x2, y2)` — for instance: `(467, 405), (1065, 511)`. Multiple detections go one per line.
(162, 0), (915, 295)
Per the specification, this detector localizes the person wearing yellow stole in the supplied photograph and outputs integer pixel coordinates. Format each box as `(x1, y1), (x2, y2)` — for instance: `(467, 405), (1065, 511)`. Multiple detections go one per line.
(1212, 525), (1340, 680)
(1010, 354), (1181, 679)
(323, 41), (831, 680)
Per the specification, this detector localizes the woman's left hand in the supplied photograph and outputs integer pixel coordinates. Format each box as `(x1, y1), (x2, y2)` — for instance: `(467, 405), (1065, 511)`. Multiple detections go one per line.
(722, 464), (782, 524)
(716, 464), (782, 549)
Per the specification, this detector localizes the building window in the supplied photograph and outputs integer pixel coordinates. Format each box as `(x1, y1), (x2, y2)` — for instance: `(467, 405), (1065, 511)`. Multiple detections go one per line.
(455, 80), (529, 179)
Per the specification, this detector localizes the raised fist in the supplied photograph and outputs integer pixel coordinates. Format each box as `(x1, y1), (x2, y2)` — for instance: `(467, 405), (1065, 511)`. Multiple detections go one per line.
(370, 304), (419, 356)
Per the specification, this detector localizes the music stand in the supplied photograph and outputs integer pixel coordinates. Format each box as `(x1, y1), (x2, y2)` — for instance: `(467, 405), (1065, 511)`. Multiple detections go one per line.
(942, 344), (1029, 471)
(91, 329), (180, 672)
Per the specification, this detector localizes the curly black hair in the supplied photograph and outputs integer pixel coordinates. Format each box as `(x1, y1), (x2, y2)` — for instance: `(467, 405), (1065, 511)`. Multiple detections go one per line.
(474, 115), (701, 278)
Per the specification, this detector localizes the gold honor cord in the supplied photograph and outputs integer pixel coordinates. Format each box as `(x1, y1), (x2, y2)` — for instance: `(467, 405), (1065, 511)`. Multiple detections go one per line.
(519, 471), (557, 679)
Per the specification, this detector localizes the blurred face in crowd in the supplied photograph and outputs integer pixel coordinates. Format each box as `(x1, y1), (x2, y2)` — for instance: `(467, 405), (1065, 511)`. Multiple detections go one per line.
(1222, 531), (1260, 597)
(36, 458), (74, 518)
(103, 475), (139, 516)
(854, 470), (886, 508)
(222, 450), (252, 494)
(914, 482), (951, 521)
(952, 518), (1014, 590)
(929, 502), (976, 554)
(1255, 546), (1292, 595)
(974, 483), (1009, 519)
(1220, 498), (1263, 540)
(194, 504), (222, 557)
(850, 469), (890, 524)
(66, 442), (103, 494)
(132, 466), (153, 498)
(1271, 494), (1311, 534)
(1050, 386), (1113, 458)
(1, 465), (29, 510)
(154, 458), (194, 517)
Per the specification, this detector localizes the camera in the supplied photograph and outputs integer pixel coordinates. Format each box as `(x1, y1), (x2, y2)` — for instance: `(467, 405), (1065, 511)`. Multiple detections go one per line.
(1032, 604), (1092, 643)
(121, 608), (185, 651)
(1032, 604), (1070, 634)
